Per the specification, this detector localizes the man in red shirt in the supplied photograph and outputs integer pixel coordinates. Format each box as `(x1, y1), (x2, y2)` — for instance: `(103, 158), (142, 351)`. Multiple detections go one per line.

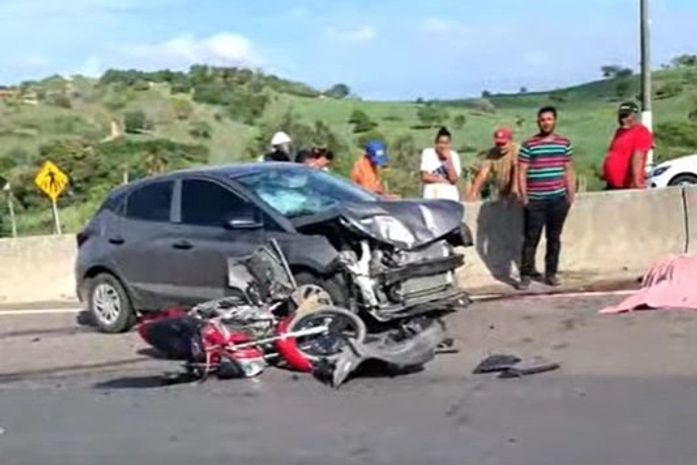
(602, 101), (654, 189)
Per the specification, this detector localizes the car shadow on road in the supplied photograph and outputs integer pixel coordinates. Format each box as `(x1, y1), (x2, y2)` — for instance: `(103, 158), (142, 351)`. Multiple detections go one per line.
(476, 200), (523, 288)
(94, 375), (186, 390)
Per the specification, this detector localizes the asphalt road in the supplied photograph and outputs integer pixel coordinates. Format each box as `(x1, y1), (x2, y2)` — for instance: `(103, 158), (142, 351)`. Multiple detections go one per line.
(2, 293), (697, 465)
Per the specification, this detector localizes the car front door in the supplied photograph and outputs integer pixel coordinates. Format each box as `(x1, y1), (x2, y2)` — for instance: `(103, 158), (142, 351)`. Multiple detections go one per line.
(109, 180), (181, 309)
(165, 178), (278, 306)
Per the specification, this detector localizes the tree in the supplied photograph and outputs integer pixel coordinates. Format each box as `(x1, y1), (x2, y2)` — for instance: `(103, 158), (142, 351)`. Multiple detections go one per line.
(616, 68), (634, 79)
(325, 83), (351, 99)
(601, 65), (623, 78)
(481, 90), (492, 98)
(416, 103), (450, 128)
(348, 109), (378, 133)
(672, 54), (697, 68)
(519, 86), (528, 94)
(453, 114), (466, 130)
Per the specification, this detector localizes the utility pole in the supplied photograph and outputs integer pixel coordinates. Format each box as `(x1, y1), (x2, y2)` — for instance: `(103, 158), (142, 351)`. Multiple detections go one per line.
(640, 0), (654, 168)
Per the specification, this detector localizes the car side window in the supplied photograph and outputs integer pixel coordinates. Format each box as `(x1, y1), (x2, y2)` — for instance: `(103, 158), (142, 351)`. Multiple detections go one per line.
(181, 179), (259, 227)
(125, 181), (173, 222)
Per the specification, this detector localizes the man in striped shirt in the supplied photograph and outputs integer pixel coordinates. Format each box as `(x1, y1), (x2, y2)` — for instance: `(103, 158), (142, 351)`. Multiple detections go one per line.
(517, 106), (576, 289)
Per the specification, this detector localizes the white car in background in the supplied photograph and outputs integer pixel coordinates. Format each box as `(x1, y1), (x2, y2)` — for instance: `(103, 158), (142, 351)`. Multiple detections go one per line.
(649, 153), (697, 188)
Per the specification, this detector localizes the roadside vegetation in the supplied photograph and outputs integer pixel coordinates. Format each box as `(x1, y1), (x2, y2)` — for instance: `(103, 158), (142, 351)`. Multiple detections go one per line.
(1, 55), (697, 237)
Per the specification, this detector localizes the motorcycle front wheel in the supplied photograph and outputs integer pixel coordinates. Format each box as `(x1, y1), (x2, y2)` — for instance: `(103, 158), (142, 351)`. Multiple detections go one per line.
(286, 306), (366, 362)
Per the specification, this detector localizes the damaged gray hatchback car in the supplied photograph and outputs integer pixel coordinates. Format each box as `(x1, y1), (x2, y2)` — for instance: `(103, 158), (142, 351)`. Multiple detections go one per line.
(76, 163), (473, 332)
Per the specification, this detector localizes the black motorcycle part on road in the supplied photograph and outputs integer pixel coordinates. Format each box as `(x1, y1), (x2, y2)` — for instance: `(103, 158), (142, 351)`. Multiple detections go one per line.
(140, 316), (203, 360)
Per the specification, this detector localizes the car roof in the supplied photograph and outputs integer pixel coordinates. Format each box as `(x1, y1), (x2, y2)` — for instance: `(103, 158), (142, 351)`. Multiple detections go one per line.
(110, 162), (311, 196)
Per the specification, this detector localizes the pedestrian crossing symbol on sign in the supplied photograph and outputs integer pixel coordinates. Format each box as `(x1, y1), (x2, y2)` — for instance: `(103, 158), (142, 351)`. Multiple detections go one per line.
(35, 161), (69, 201)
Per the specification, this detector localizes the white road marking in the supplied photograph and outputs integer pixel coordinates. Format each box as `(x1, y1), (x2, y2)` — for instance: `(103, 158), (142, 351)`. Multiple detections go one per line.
(0, 308), (81, 316)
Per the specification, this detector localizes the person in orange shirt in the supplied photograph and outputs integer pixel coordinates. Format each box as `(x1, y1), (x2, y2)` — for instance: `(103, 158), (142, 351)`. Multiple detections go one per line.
(351, 141), (389, 195)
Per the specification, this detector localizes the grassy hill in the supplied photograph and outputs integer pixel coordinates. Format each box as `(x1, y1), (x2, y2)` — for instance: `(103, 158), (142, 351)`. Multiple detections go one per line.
(1, 64), (696, 237)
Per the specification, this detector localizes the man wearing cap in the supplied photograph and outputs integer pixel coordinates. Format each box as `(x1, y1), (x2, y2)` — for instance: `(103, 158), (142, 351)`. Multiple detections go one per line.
(466, 128), (519, 202)
(351, 141), (389, 195)
(602, 101), (654, 190)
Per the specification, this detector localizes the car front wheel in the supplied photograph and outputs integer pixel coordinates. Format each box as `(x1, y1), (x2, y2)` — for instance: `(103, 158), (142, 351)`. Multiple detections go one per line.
(88, 273), (136, 333)
(668, 173), (697, 186)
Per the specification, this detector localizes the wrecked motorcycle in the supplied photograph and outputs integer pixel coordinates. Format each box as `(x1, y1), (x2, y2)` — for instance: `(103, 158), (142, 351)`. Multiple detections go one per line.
(138, 240), (453, 387)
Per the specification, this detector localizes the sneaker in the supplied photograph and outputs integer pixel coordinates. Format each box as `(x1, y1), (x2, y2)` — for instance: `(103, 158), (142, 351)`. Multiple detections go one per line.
(516, 276), (532, 290)
(545, 275), (561, 287)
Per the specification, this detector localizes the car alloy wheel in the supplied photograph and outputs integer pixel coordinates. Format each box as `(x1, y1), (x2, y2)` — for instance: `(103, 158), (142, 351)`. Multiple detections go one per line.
(92, 283), (122, 325)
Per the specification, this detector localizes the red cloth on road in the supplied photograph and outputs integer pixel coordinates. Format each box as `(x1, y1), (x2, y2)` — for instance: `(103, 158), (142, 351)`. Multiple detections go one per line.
(600, 256), (697, 314)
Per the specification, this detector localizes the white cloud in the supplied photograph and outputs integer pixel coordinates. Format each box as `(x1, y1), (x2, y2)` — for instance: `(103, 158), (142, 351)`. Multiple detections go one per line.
(423, 17), (454, 34)
(123, 33), (262, 69)
(327, 25), (377, 43)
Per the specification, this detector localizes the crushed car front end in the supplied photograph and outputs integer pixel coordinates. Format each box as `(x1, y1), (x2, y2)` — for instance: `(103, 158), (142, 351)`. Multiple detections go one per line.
(295, 199), (473, 322)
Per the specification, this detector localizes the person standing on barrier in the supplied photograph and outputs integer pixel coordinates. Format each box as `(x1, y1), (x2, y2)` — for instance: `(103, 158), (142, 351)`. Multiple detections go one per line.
(517, 106), (576, 289)
(602, 101), (653, 190)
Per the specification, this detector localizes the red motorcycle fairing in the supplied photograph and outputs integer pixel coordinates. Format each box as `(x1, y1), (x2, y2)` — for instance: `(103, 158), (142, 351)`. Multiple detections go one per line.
(275, 317), (314, 373)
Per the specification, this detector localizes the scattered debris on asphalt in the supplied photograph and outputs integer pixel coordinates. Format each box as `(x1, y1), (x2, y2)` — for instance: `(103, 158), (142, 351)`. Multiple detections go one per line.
(473, 354), (560, 379)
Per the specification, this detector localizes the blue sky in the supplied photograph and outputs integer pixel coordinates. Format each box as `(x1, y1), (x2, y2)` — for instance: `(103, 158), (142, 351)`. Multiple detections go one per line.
(0, 0), (695, 99)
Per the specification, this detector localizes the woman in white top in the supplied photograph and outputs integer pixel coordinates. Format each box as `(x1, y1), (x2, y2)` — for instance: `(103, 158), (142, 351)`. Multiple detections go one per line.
(420, 127), (462, 201)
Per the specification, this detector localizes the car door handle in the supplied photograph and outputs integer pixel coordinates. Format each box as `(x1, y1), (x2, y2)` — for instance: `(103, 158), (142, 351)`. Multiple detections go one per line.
(108, 237), (125, 245)
(172, 241), (193, 250)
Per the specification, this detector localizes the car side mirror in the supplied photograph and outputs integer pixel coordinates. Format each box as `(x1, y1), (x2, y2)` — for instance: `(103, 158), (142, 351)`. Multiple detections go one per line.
(224, 208), (264, 230)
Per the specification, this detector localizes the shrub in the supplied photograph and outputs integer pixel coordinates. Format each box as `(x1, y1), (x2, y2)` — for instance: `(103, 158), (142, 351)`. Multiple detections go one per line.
(189, 121), (212, 139)
(453, 114), (467, 129)
(325, 83), (351, 99)
(124, 110), (150, 134)
(348, 109), (378, 133)
(654, 121), (697, 162)
(416, 103), (450, 128)
(655, 81), (684, 100)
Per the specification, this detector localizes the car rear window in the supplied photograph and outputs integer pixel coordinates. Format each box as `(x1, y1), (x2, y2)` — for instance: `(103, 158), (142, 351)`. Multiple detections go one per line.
(181, 180), (250, 226)
(126, 181), (173, 222)
(100, 191), (126, 215)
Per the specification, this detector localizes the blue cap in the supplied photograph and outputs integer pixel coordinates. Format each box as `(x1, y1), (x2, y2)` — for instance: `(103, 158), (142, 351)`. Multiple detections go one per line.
(365, 141), (389, 167)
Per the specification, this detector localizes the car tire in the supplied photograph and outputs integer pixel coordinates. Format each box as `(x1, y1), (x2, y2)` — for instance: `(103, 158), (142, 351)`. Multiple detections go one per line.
(294, 272), (349, 308)
(668, 174), (697, 186)
(88, 273), (136, 333)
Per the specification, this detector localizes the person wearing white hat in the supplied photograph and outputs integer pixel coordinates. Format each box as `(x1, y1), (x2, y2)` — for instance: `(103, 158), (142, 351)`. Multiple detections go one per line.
(260, 131), (293, 162)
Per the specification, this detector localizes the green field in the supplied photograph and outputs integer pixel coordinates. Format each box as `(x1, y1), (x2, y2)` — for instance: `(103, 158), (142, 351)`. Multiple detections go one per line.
(1, 65), (696, 237)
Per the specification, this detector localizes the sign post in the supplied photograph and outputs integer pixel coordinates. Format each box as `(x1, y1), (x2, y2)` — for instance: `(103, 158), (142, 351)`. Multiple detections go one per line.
(34, 161), (69, 235)
(1, 177), (17, 238)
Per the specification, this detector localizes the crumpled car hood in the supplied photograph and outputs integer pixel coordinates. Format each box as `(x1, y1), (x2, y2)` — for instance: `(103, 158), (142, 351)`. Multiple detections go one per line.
(292, 199), (467, 250)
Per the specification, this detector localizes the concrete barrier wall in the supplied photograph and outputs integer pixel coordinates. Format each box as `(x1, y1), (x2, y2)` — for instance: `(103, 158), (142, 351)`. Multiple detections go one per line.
(457, 188), (689, 294)
(0, 234), (77, 305)
(0, 188), (693, 304)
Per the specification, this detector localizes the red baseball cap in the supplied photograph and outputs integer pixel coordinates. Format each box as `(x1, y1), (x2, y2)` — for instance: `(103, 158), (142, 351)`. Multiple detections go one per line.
(494, 128), (513, 146)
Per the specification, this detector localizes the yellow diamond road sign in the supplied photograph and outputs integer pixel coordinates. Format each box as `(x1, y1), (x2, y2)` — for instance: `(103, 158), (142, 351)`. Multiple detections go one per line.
(35, 161), (69, 201)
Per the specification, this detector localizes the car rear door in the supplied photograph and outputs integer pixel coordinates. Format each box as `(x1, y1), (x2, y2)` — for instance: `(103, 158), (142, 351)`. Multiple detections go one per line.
(164, 178), (278, 306)
(109, 179), (181, 309)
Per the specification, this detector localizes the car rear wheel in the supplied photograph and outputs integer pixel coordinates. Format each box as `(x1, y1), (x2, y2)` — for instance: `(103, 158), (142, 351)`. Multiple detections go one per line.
(88, 273), (136, 333)
(668, 174), (697, 186)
